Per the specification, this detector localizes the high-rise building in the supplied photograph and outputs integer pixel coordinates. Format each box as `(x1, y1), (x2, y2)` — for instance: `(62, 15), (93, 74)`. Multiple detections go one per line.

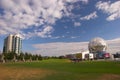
(3, 34), (22, 54)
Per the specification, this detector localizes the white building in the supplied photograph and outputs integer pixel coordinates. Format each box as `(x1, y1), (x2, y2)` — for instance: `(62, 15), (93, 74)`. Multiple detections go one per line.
(80, 51), (94, 60)
(3, 34), (22, 54)
(89, 53), (94, 59)
(81, 51), (89, 60)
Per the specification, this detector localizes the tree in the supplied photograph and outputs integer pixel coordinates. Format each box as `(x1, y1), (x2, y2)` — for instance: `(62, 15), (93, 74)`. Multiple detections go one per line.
(0, 54), (2, 62)
(17, 52), (25, 61)
(75, 53), (82, 59)
(2, 51), (16, 62)
(24, 52), (29, 61)
(32, 54), (39, 61)
(38, 54), (42, 60)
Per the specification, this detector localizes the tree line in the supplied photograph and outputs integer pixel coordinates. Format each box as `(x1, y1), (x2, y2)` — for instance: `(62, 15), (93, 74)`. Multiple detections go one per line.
(0, 52), (42, 63)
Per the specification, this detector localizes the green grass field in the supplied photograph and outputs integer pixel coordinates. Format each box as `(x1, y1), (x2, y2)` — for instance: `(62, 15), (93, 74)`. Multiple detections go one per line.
(1, 59), (120, 80)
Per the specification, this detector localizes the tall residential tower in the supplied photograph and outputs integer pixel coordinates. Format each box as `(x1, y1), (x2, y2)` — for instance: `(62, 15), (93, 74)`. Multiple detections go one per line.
(3, 34), (22, 54)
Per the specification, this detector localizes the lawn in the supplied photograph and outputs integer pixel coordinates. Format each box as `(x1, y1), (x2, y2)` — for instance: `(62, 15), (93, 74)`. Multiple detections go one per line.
(0, 59), (120, 80)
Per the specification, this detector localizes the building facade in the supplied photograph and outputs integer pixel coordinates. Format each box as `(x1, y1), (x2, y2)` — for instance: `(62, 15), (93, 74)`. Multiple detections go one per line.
(3, 34), (22, 54)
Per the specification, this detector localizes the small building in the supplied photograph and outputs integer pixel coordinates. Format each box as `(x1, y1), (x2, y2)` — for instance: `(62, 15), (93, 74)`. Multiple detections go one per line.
(89, 53), (94, 60)
(66, 54), (76, 59)
(112, 52), (120, 61)
(104, 53), (110, 59)
(81, 51), (89, 60)
(75, 51), (94, 60)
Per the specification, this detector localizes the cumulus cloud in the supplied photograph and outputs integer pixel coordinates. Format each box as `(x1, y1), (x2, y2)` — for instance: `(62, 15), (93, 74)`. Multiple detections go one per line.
(0, 0), (88, 38)
(32, 38), (120, 56)
(22, 26), (54, 39)
(36, 26), (54, 38)
(96, 1), (120, 21)
(80, 11), (98, 20)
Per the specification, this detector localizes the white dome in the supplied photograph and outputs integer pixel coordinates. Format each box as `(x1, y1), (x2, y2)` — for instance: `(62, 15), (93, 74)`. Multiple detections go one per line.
(88, 37), (107, 53)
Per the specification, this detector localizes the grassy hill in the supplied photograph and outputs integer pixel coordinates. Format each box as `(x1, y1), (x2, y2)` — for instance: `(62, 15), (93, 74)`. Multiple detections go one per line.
(0, 59), (120, 80)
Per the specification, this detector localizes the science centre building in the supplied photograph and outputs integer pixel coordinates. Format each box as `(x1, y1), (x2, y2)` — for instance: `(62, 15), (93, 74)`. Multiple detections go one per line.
(88, 37), (110, 59)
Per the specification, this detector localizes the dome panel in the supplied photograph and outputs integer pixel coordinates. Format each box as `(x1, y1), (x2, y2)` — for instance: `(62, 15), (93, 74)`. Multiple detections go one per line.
(88, 37), (107, 53)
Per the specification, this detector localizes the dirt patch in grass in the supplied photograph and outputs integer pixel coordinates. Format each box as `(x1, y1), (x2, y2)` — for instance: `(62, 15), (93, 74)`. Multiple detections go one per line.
(98, 74), (120, 80)
(0, 65), (55, 80)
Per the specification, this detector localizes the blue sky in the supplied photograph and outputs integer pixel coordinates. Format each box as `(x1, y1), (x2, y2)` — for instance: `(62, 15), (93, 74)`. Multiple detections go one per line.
(0, 0), (120, 56)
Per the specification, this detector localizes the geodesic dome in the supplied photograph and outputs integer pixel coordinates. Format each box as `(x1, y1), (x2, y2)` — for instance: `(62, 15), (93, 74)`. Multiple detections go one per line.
(88, 37), (107, 53)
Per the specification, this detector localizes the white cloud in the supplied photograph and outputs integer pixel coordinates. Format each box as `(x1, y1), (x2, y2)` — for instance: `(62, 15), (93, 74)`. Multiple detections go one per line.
(20, 26), (54, 39)
(33, 42), (88, 56)
(80, 11), (98, 20)
(36, 26), (54, 38)
(96, 1), (120, 21)
(71, 37), (77, 39)
(80, 0), (89, 4)
(74, 22), (81, 27)
(51, 36), (61, 39)
(106, 38), (120, 54)
(0, 0), (87, 38)
(65, 0), (88, 4)
(70, 36), (80, 39)
(32, 38), (120, 56)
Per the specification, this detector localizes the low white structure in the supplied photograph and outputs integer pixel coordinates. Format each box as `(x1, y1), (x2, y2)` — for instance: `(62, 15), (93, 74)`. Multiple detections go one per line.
(80, 51), (94, 60)
(81, 51), (89, 60)
(89, 53), (94, 60)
